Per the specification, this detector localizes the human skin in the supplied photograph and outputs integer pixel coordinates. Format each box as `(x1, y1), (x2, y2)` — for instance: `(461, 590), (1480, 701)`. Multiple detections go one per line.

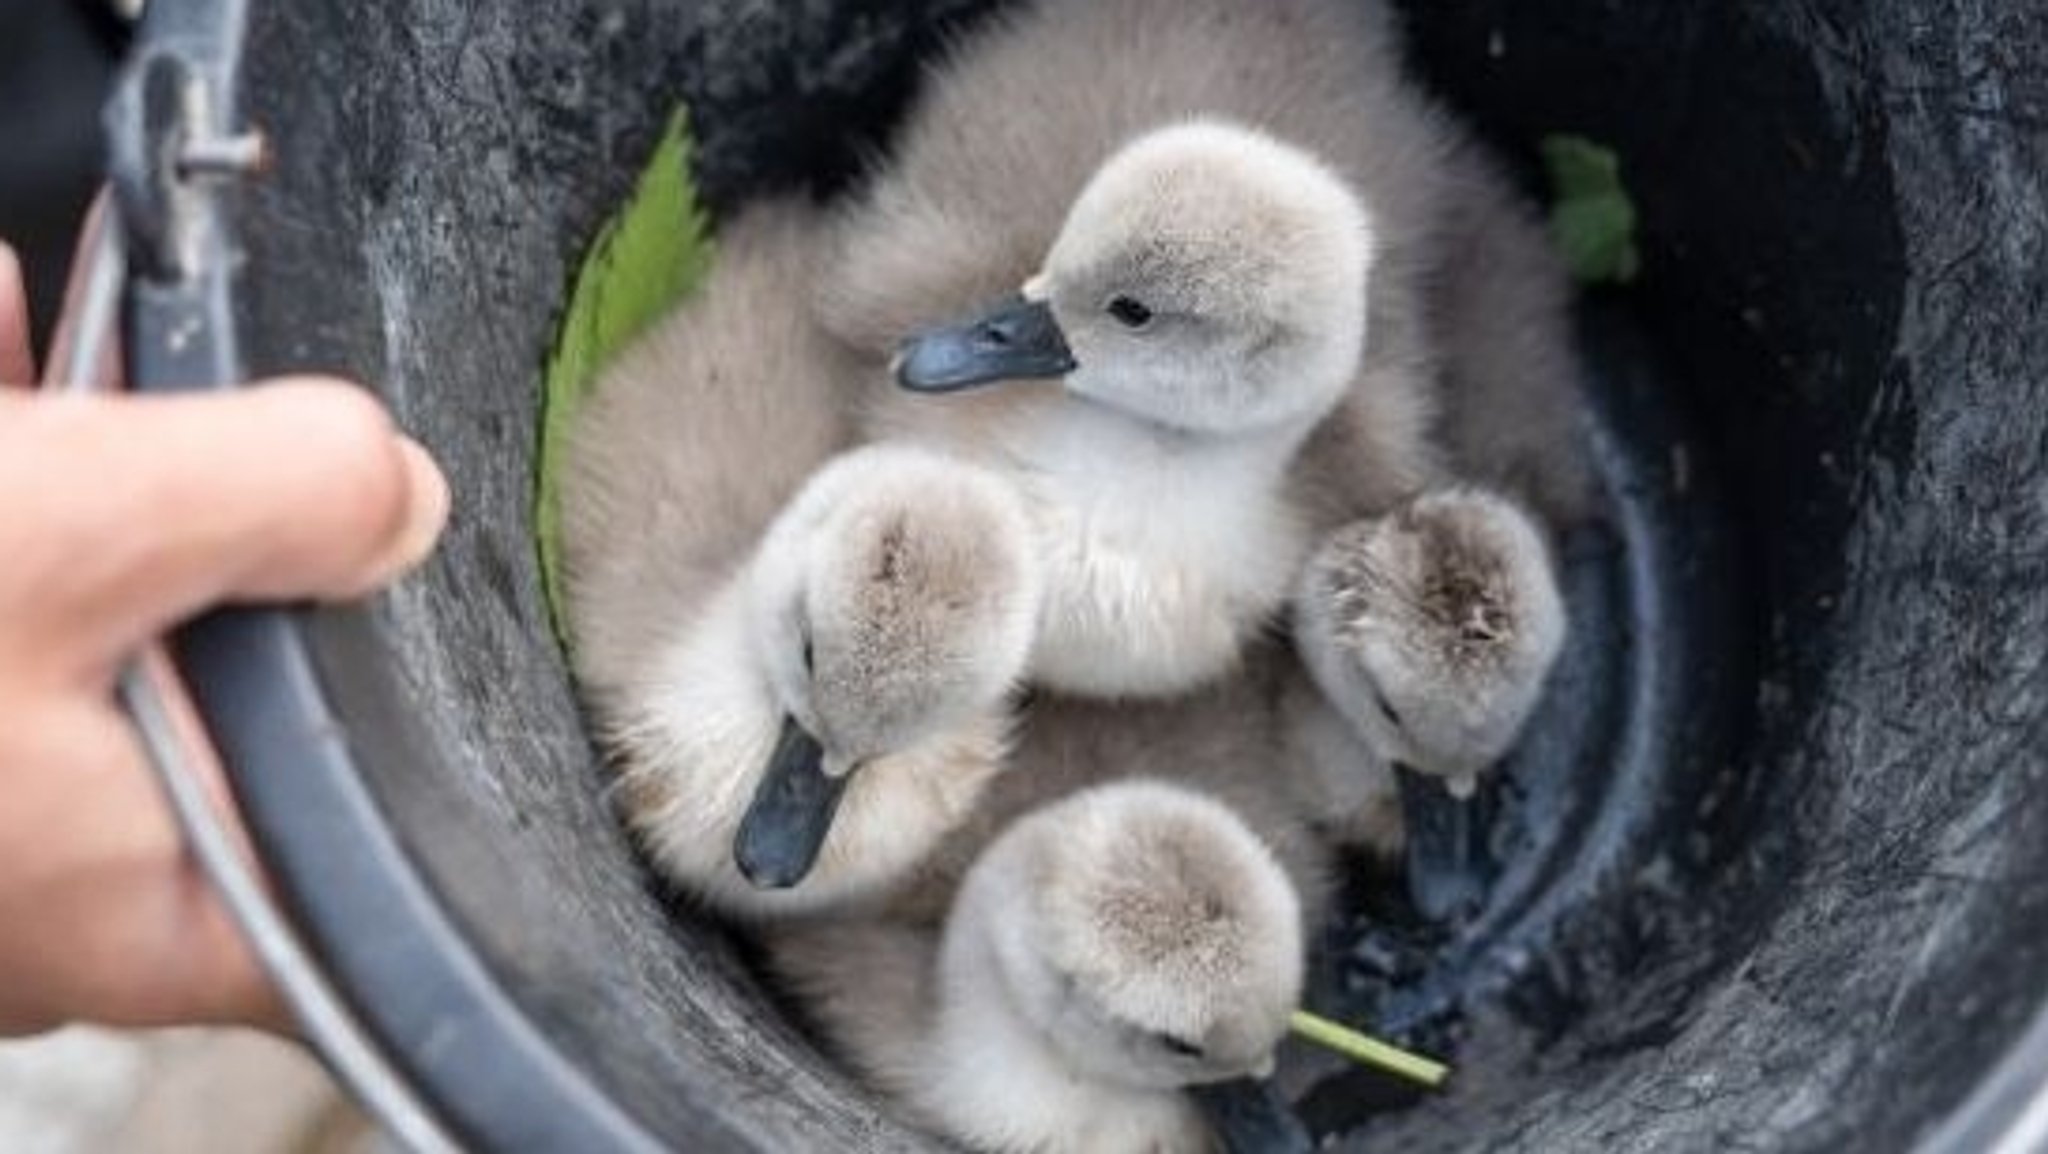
(0, 240), (449, 1036)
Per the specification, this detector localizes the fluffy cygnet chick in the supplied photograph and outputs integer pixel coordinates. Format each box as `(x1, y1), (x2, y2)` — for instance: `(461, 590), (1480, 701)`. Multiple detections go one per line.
(1294, 488), (1566, 798)
(769, 780), (1312, 1154)
(561, 205), (1045, 912)
(605, 445), (1043, 915)
(824, 0), (1595, 531)
(1290, 487), (1565, 915)
(885, 121), (1374, 699)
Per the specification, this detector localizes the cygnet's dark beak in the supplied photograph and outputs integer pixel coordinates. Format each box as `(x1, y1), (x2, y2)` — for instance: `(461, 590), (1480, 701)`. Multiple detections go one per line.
(1395, 764), (1500, 923)
(1187, 1077), (1314, 1154)
(894, 295), (1077, 392)
(733, 716), (852, 890)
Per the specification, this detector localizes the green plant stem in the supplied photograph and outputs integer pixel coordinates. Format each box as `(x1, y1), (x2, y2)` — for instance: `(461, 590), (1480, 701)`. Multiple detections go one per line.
(1288, 1009), (1450, 1088)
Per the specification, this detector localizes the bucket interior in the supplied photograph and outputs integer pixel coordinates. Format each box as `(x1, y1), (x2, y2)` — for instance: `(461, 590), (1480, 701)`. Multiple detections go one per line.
(217, 0), (2048, 1148)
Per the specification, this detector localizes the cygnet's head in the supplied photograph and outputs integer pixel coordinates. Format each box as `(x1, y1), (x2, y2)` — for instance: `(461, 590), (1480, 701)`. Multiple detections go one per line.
(734, 446), (1043, 888)
(1300, 488), (1566, 795)
(958, 780), (1304, 1092)
(895, 120), (1373, 437)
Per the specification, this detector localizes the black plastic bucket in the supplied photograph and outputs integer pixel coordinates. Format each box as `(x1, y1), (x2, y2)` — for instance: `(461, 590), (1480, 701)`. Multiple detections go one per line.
(116, 0), (2048, 1150)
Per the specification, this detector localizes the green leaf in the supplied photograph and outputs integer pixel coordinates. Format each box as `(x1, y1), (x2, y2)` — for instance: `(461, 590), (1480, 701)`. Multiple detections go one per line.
(1288, 1009), (1451, 1088)
(534, 107), (715, 649)
(1541, 134), (1641, 286)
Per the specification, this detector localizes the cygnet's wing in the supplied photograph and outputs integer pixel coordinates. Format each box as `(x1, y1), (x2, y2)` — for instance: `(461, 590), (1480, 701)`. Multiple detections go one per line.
(561, 201), (858, 695)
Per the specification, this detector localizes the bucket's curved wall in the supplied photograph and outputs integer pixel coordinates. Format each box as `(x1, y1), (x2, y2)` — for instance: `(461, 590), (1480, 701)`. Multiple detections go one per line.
(1361, 3), (2048, 1149)
(220, 0), (2048, 1150)
(230, 2), (999, 1147)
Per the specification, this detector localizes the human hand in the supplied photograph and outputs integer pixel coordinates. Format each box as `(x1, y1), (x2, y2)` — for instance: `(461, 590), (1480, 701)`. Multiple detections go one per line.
(0, 238), (450, 1036)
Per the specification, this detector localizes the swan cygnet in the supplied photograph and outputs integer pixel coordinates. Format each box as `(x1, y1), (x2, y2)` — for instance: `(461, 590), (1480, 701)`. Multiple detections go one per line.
(823, 0), (1593, 524)
(1293, 489), (1565, 799)
(768, 780), (1313, 1154)
(880, 120), (1374, 701)
(617, 445), (1045, 913)
(571, 279), (1046, 907)
(1289, 486), (1565, 914)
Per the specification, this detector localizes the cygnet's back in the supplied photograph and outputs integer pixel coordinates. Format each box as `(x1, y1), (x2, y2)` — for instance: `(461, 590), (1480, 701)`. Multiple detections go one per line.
(877, 638), (1396, 935)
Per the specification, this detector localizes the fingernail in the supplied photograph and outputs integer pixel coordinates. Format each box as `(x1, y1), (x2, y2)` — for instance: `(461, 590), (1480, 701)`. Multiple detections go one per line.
(390, 435), (450, 572)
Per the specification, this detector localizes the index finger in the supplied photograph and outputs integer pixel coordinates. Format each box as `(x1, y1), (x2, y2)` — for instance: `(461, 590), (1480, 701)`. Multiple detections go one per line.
(0, 380), (449, 685)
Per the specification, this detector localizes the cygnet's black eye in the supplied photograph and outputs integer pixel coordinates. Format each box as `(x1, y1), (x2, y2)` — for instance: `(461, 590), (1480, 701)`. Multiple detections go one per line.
(1106, 295), (1155, 329)
(1155, 1032), (1205, 1059)
(798, 625), (816, 676)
